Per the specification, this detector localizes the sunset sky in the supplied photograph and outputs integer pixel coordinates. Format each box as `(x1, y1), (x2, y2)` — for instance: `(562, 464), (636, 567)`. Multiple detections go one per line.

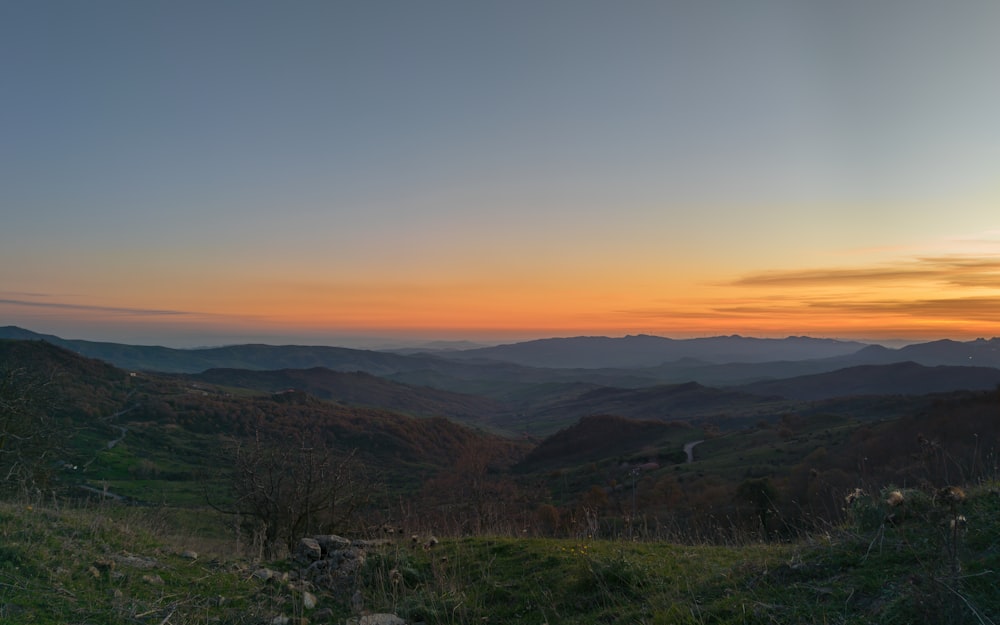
(3, 1), (1000, 348)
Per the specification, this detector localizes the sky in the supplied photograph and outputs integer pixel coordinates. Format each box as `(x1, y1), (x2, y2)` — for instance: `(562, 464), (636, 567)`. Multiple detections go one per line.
(2, 0), (1000, 348)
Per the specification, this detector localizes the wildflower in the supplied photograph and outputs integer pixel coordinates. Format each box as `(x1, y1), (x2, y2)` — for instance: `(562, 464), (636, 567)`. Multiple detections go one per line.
(844, 488), (865, 505)
(937, 486), (966, 507)
(885, 490), (905, 507)
(25, 505), (33, 512)
(950, 515), (967, 530)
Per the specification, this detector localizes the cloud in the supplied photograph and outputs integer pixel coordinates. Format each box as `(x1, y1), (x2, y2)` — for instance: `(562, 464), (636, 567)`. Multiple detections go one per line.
(731, 267), (941, 287)
(731, 254), (1000, 289)
(0, 298), (194, 317)
(806, 296), (1000, 321)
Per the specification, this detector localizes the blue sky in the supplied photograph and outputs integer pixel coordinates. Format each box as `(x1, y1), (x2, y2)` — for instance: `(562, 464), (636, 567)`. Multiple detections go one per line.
(3, 1), (1000, 347)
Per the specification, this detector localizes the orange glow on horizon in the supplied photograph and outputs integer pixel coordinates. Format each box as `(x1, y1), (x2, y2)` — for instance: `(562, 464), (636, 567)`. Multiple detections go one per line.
(5, 242), (1000, 345)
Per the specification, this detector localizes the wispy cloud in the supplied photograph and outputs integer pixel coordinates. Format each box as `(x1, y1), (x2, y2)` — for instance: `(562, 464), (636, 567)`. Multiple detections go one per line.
(731, 254), (1000, 289)
(0, 298), (194, 317)
(0, 291), (74, 298)
(806, 296), (1000, 321)
(614, 251), (1000, 337)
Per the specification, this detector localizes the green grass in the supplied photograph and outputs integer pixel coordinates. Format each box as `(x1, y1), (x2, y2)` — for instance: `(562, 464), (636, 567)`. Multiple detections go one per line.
(2, 483), (998, 624)
(352, 483), (1000, 624)
(0, 502), (279, 624)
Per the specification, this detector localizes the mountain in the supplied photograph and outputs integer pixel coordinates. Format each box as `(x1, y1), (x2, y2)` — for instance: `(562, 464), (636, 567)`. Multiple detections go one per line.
(897, 338), (1000, 367)
(447, 334), (870, 368)
(0, 338), (530, 499)
(186, 367), (505, 425)
(738, 361), (1000, 401)
(518, 414), (692, 469)
(5, 326), (1000, 401)
(521, 381), (785, 429)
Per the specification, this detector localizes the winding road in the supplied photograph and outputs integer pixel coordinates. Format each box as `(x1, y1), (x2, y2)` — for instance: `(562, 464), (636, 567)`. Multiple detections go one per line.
(683, 440), (704, 463)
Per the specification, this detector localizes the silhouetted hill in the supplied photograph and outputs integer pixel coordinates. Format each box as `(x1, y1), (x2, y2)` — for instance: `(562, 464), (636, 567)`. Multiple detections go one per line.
(0, 339), (132, 420)
(449, 334), (869, 368)
(525, 381), (783, 426)
(898, 337), (1000, 366)
(518, 414), (692, 469)
(187, 367), (505, 424)
(739, 361), (1000, 400)
(0, 326), (470, 374)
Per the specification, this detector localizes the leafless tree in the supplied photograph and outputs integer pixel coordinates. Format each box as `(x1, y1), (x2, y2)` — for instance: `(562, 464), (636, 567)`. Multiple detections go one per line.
(227, 431), (371, 556)
(0, 363), (62, 497)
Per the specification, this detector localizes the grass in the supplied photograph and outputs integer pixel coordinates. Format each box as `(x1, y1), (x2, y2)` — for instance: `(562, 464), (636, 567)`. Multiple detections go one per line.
(0, 501), (289, 624)
(1, 483), (998, 624)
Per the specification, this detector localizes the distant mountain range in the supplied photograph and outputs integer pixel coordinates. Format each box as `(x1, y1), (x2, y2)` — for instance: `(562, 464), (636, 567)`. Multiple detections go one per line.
(444, 334), (870, 368)
(3, 327), (999, 420)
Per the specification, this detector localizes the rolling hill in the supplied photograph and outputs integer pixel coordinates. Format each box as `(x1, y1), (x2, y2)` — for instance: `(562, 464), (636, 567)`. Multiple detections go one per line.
(738, 361), (1000, 400)
(186, 366), (506, 425)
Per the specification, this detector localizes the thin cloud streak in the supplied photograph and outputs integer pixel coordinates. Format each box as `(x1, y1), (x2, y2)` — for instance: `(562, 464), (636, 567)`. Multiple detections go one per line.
(732, 254), (1000, 288)
(807, 297), (1000, 321)
(0, 298), (194, 317)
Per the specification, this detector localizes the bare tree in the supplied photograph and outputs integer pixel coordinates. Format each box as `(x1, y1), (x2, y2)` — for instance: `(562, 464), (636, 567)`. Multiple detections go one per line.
(0, 364), (62, 497)
(227, 431), (371, 556)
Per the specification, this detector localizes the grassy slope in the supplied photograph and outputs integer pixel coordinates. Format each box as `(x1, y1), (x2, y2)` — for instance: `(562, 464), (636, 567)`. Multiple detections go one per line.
(3, 484), (998, 624)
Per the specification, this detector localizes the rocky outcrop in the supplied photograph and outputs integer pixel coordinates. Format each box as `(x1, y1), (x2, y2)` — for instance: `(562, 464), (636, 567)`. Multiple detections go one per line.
(292, 534), (372, 594)
(257, 534), (409, 625)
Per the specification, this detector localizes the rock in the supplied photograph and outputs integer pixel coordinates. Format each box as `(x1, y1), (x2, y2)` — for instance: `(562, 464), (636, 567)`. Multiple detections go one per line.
(346, 614), (407, 625)
(179, 550), (198, 560)
(141, 573), (165, 586)
(113, 555), (158, 569)
(294, 537), (322, 564)
(253, 568), (276, 581)
(314, 534), (352, 554)
(302, 590), (317, 610)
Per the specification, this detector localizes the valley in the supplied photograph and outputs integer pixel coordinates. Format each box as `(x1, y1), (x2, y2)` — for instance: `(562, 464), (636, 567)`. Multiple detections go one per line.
(1, 328), (999, 623)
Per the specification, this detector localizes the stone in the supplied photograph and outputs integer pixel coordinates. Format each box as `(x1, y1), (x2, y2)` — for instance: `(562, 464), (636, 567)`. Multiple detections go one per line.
(302, 590), (317, 610)
(253, 568), (275, 581)
(346, 614), (407, 625)
(294, 537), (322, 564)
(179, 550), (198, 560)
(312, 608), (334, 621)
(314, 534), (352, 554)
(113, 555), (158, 569)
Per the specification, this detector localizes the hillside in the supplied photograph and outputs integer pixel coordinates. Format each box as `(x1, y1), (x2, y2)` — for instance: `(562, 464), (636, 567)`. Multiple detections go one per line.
(518, 414), (693, 470)
(522, 381), (786, 430)
(3, 485), (998, 624)
(186, 366), (505, 425)
(0, 339), (530, 504)
(739, 361), (1000, 400)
